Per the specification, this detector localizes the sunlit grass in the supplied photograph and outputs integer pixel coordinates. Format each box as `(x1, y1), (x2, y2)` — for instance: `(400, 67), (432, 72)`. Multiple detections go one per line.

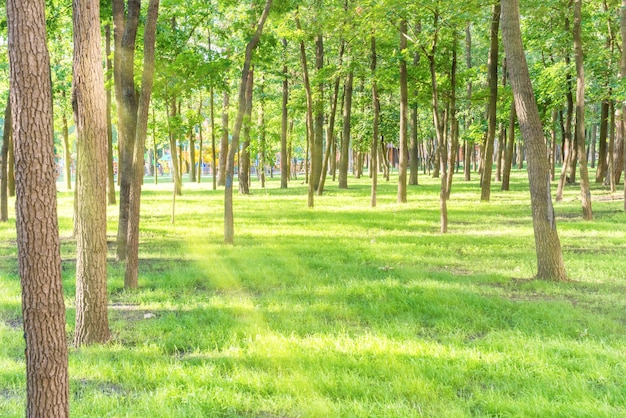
(1, 168), (625, 416)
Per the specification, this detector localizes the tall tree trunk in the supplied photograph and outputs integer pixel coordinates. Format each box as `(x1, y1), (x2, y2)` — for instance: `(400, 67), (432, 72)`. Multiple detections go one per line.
(481, 2), (500, 201)
(114, 0), (141, 262)
(319, 42), (344, 195)
(573, 0), (593, 220)
(445, 32), (459, 200)
(61, 95), (72, 191)
(210, 87), (217, 190)
(501, 0), (568, 281)
(167, 97), (183, 196)
(7, 0), (70, 413)
(597, 100), (609, 183)
(550, 108), (558, 180)
(106, 24), (116, 205)
(281, 39), (289, 189)
(371, 36), (380, 207)
(398, 19), (409, 203)
(224, 0), (272, 244)
(73, 0), (111, 345)
(7, 133), (14, 197)
(621, 0), (626, 209)
(258, 78), (267, 188)
(218, 90), (229, 187)
(608, 101), (616, 191)
(1, 100), (10, 222)
(501, 102), (516, 190)
(464, 24), (473, 182)
(295, 14), (315, 205)
(311, 33), (324, 193)
(197, 101), (203, 184)
(124, 0), (160, 289)
(556, 63), (575, 201)
(239, 69), (253, 195)
(339, 72), (353, 189)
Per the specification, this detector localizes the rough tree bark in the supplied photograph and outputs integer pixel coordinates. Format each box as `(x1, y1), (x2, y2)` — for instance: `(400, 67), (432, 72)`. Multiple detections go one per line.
(7, 0), (70, 413)
(239, 69), (254, 195)
(73, 0), (111, 345)
(501, 0), (568, 281)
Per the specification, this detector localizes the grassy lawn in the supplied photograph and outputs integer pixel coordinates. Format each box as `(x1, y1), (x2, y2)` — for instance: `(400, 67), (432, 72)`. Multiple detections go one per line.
(1, 169), (625, 417)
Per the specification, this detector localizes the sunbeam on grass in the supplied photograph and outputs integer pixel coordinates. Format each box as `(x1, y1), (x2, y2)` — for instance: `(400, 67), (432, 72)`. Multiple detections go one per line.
(0, 169), (625, 416)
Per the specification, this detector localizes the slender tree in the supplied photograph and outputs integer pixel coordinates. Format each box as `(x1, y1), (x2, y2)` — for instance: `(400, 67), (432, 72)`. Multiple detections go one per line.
(501, 0), (568, 281)
(125, 0), (160, 289)
(7, 0), (70, 413)
(573, 0), (592, 220)
(398, 19), (408, 203)
(481, 2), (500, 202)
(224, 0), (272, 244)
(1, 100), (10, 222)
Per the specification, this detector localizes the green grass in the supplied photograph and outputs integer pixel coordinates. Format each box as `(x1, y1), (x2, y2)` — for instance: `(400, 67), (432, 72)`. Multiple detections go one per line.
(1, 169), (625, 417)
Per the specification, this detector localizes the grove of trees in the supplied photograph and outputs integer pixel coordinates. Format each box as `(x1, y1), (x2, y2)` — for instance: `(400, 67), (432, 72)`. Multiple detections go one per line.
(2, 0), (626, 414)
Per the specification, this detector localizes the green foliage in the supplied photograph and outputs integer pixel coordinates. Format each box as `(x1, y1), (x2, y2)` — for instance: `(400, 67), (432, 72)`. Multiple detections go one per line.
(2, 170), (626, 416)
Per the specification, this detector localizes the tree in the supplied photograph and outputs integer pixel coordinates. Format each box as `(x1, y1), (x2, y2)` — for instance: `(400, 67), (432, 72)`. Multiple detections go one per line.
(72, 0), (111, 345)
(501, 0), (568, 281)
(573, 0), (592, 220)
(1, 100), (10, 222)
(125, 0), (160, 289)
(7, 0), (69, 413)
(480, 1), (500, 202)
(398, 19), (408, 203)
(224, 0), (273, 244)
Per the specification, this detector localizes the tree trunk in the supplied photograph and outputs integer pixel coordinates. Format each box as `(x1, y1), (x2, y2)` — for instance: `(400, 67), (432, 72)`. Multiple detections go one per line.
(61, 97), (72, 191)
(481, 2), (500, 202)
(210, 87), (217, 190)
(239, 69), (253, 195)
(596, 100), (609, 183)
(398, 19), (409, 203)
(371, 38), (380, 207)
(281, 39), (289, 189)
(614, 0), (626, 211)
(73, 0), (111, 345)
(106, 24), (116, 205)
(258, 79), (267, 188)
(339, 72), (353, 189)
(608, 101), (616, 191)
(1, 100), (10, 222)
(501, 102), (516, 190)
(114, 0), (141, 262)
(224, 0), (272, 244)
(319, 42), (344, 195)
(501, 0), (567, 281)
(445, 33), (459, 200)
(124, 0), (159, 289)
(295, 14), (316, 206)
(573, 0), (593, 220)
(218, 90), (229, 187)
(7, 0), (70, 413)
(556, 68), (575, 201)
(7, 132), (15, 197)
(464, 23), (473, 182)
(311, 33), (324, 193)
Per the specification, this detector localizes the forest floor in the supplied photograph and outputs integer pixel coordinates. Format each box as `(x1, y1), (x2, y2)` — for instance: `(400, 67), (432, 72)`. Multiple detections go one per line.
(1, 168), (625, 417)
